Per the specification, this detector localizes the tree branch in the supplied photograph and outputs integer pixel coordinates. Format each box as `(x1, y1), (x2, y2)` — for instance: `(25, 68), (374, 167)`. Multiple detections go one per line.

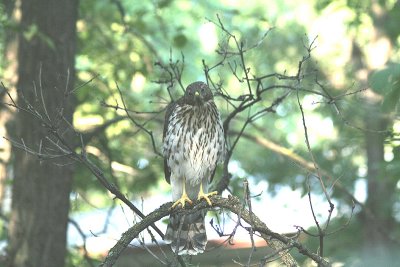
(101, 195), (331, 267)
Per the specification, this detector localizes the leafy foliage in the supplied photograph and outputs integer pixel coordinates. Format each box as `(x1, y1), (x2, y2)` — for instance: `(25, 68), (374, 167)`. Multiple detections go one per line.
(71, 0), (400, 264)
(1, 0), (400, 266)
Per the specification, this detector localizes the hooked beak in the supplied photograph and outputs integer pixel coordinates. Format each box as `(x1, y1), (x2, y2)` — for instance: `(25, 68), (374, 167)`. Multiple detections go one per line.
(194, 91), (203, 105)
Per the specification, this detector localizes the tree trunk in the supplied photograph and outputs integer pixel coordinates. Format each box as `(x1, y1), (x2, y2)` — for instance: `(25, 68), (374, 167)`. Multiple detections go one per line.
(362, 99), (396, 266)
(359, 2), (398, 265)
(7, 0), (78, 266)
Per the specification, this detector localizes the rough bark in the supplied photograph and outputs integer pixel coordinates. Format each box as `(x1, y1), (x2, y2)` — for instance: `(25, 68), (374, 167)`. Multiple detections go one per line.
(7, 0), (78, 266)
(101, 196), (330, 267)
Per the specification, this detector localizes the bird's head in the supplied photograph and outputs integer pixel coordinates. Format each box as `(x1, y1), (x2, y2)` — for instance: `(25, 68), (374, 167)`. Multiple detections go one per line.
(183, 81), (213, 106)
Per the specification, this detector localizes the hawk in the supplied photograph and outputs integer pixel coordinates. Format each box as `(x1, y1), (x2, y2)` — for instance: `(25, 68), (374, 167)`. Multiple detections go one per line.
(163, 81), (226, 255)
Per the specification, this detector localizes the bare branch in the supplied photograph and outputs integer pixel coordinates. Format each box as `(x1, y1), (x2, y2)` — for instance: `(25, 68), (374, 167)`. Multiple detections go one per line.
(101, 195), (331, 267)
(68, 218), (97, 267)
(2, 84), (165, 239)
(115, 82), (163, 157)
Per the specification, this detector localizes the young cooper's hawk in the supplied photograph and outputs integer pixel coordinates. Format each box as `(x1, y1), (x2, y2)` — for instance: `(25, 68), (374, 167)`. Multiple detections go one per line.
(163, 81), (226, 255)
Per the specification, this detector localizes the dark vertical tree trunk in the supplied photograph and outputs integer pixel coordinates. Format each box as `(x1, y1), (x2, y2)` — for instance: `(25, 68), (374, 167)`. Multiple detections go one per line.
(7, 0), (78, 266)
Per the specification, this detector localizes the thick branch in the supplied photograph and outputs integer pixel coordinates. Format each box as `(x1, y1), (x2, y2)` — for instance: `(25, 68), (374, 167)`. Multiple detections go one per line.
(101, 195), (330, 267)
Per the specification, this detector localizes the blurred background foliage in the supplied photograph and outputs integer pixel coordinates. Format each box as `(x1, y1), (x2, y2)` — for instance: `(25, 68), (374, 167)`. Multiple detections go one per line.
(1, 0), (400, 266)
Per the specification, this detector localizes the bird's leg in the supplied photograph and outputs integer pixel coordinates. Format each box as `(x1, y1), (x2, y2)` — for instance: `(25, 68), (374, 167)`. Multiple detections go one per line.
(171, 177), (193, 209)
(197, 183), (217, 206)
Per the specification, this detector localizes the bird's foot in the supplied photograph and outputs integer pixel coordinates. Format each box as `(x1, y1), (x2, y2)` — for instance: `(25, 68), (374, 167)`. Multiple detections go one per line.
(171, 193), (193, 209)
(198, 190), (217, 206)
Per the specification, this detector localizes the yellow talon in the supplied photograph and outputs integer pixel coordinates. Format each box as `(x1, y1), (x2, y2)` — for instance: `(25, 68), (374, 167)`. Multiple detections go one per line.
(171, 192), (193, 209)
(171, 179), (193, 209)
(197, 183), (217, 206)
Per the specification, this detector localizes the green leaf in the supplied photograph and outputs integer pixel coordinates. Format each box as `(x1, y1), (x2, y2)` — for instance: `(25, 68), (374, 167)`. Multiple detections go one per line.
(173, 34), (187, 48)
(23, 24), (39, 41)
(157, 0), (173, 8)
(369, 63), (400, 95)
(382, 76), (400, 112)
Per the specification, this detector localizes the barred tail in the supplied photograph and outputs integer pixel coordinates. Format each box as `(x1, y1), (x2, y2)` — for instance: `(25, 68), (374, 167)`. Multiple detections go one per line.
(164, 210), (207, 255)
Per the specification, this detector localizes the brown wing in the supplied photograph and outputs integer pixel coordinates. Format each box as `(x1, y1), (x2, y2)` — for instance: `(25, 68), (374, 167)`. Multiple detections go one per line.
(163, 101), (177, 184)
